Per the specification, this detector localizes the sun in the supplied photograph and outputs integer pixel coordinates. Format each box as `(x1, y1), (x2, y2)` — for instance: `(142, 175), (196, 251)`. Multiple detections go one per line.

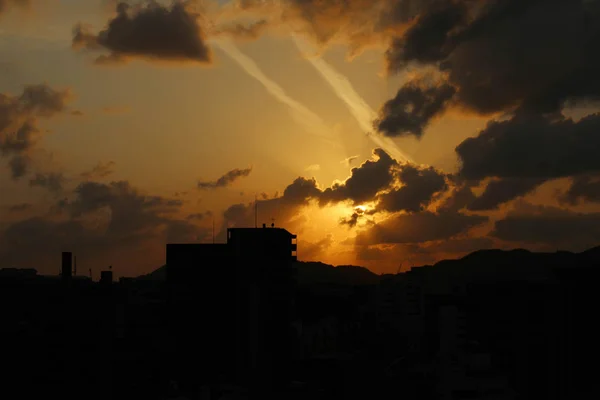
(355, 205), (367, 214)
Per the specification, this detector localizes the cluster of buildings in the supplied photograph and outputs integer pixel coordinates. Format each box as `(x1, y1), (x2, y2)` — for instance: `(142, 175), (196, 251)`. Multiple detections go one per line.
(373, 251), (600, 400)
(2, 229), (600, 399)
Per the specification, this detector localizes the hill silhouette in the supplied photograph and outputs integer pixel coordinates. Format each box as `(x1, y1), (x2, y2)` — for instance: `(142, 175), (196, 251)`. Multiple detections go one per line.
(137, 245), (600, 285)
(137, 260), (379, 286)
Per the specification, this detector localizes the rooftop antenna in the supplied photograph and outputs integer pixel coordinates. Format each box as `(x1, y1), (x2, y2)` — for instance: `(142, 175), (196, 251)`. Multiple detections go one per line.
(254, 194), (258, 228)
(89, 268), (92, 280)
(396, 261), (404, 274)
(212, 215), (215, 244)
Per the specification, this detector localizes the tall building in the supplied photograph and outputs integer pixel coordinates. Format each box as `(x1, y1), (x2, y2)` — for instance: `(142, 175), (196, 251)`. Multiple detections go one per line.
(165, 226), (297, 396)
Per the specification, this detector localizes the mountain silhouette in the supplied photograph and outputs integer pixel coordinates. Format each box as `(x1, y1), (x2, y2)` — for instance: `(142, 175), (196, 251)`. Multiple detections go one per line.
(136, 246), (600, 286)
(136, 261), (379, 286)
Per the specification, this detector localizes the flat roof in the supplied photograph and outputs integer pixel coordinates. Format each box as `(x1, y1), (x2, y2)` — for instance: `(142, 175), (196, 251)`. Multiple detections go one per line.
(227, 227), (296, 236)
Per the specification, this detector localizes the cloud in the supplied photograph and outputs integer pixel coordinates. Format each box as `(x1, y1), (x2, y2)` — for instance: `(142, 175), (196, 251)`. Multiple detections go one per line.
(355, 210), (488, 245)
(305, 164), (320, 172)
(0, 84), (72, 179)
(385, 0), (469, 73)
(491, 201), (600, 251)
(80, 161), (116, 180)
(0, 179), (208, 274)
(457, 114), (600, 181)
(320, 148), (398, 206)
(72, 1), (212, 65)
(467, 177), (545, 211)
(380, 0), (600, 137)
(239, 0), (429, 54)
(438, 184), (477, 213)
(186, 211), (212, 221)
(339, 206), (371, 228)
(559, 174), (600, 205)
(448, 112), (600, 207)
(29, 172), (66, 194)
(374, 75), (456, 138)
(376, 163), (447, 213)
(197, 166), (253, 190)
(221, 176), (320, 236)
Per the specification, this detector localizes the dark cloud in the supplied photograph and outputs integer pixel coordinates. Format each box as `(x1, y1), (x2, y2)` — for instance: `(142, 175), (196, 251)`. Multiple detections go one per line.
(374, 77), (455, 138)
(197, 166), (253, 190)
(559, 174), (600, 205)
(0, 179), (208, 274)
(438, 184), (476, 213)
(64, 181), (185, 235)
(340, 206), (369, 228)
(279, 0), (381, 44)
(381, 0), (600, 135)
(221, 177), (320, 236)
(491, 202), (600, 251)
(467, 177), (544, 211)
(376, 163), (447, 213)
(8, 155), (29, 179)
(355, 210), (488, 245)
(186, 211), (212, 221)
(72, 1), (212, 65)
(0, 84), (72, 179)
(456, 113), (600, 181)
(320, 148), (397, 206)
(80, 161), (116, 180)
(385, 1), (469, 72)
(29, 172), (66, 194)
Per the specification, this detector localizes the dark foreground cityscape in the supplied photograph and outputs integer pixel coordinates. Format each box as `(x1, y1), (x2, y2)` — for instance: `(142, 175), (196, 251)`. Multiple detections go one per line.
(2, 225), (600, 400)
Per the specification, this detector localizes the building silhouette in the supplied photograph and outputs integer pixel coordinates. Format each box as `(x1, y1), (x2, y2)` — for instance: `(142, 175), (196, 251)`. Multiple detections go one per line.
(61, 251), (72, 280)
(165, 226), (297, 397)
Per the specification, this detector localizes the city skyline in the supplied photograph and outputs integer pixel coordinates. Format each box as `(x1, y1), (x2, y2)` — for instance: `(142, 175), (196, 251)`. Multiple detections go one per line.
(2, 0), (600, 277)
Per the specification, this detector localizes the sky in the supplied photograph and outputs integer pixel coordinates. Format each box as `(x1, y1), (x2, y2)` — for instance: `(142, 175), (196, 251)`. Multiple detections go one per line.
(1, 0), (600, 277)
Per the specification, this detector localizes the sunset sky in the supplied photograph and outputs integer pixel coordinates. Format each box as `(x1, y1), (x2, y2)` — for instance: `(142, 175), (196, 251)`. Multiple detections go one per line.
(1, 0), (600, 277)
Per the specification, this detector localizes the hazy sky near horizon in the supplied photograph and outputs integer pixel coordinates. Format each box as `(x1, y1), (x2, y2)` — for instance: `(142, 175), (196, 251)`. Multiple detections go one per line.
(1, 0), (600, 276)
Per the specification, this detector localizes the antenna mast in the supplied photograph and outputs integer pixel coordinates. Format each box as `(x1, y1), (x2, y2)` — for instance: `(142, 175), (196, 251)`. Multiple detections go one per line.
(254, 194), (258, 228)
(212, 216), (215, 244)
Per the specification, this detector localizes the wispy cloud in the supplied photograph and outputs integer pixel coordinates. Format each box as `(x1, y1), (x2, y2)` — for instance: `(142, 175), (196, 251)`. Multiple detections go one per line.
(198, 166), (253, 190)
(291, 34), (413, 163)
(211, 38), (341, 149)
